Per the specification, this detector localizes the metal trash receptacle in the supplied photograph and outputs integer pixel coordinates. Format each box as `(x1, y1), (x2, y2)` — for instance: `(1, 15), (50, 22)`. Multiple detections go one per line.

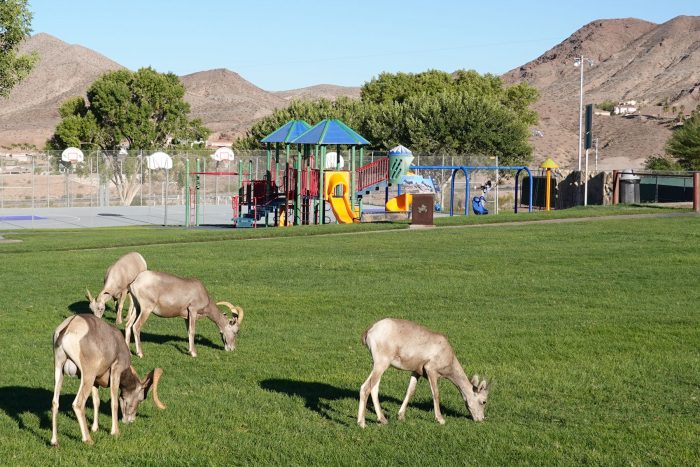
(619, 170), (640, 204)
(411, 193), (434, 226)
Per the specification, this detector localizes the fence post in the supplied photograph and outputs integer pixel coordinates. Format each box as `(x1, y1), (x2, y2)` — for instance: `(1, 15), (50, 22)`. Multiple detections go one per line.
(694, 172), (700, 213)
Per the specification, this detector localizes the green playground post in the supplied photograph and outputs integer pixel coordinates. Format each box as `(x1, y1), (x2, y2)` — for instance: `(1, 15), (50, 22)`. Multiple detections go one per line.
(237, 159), (243, 218)
(294, 155), (301, 225)
(351, 145), (356, 212)
(319, 145), (326, 224)
(248, 159), (254, 214)
(185, 158), (190, 227)
(195, 158), (201, 226)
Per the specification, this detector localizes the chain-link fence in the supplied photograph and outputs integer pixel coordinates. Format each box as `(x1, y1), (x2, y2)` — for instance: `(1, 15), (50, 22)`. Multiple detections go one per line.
(0, 150), (268, 209)
(0, 150), (537, 214)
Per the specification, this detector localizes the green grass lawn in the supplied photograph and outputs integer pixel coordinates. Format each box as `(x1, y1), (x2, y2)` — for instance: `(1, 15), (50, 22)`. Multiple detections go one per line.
(0, 208), (698, 465)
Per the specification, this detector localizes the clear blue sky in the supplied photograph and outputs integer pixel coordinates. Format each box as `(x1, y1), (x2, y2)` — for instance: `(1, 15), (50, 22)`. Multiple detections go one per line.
(28, 0), (699, 91)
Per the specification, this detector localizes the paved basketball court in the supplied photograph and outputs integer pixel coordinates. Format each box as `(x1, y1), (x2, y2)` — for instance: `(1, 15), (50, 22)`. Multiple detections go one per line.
(0, 205), (235, 230)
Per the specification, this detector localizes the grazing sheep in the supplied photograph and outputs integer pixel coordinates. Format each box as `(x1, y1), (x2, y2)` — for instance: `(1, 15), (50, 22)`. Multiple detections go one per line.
(358, 318), (489, 427)
(51, 314), (165, 446)
(125, 270), (244, 358)
(86, 252), (147, 324)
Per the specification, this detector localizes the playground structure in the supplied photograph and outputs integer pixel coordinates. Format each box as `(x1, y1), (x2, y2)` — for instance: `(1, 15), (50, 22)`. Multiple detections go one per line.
(183, 119), (535, 227)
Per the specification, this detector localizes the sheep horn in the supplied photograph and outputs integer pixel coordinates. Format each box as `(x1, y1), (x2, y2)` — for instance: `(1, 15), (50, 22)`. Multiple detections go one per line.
(217, 301), (244, 325)
(150, 368), (166, 409)
(85, 288), (94, 303)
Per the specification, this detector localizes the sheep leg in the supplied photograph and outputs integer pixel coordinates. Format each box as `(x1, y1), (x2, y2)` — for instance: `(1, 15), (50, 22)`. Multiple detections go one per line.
(358, 361), (389, 427)
(72, 373), (97, 444)
(115, 292), (127, 325)
(186, 308), (198, 357)
(426, 369), (445, 424)
(124, 299), (138, 345)
(131, 306), (153, 358)
(109, 366), (121, 436)
(123, 292), (135, 327)
(398, 372), (420, 421)
(50, 351), (67, 446)
(90, 386), (100, 432)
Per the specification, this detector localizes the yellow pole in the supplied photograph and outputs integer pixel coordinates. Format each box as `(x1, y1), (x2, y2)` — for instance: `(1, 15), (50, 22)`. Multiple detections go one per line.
(545, 168), (551, 211)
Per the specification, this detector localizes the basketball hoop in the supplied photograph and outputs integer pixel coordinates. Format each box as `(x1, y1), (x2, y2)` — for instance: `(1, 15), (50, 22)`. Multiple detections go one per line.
(61, 147), (84, 165)
(211, 147), (234, 162)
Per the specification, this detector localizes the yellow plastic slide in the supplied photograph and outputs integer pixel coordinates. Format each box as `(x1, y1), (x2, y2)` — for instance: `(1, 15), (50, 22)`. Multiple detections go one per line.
(385, 193), (412, 212)
(324, 171), (358, 224)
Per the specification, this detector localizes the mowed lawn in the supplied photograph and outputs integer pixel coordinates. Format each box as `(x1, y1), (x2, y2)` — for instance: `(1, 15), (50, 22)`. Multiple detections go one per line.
(0, 211), (698, 465)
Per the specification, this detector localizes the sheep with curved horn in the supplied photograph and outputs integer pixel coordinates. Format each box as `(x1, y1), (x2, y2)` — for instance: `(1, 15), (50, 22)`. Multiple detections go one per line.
(50, 314), (165, 446)
(125, 271), (245, 358)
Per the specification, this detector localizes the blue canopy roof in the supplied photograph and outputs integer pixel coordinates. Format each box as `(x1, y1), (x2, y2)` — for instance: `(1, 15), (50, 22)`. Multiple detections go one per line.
(292, 119), (370, 145)
(261, 120), (312, 144)
(388, 145), (412, 156)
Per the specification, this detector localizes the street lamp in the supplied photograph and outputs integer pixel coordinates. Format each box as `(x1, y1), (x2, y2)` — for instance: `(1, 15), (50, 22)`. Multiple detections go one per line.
(574, 56), (594, 172)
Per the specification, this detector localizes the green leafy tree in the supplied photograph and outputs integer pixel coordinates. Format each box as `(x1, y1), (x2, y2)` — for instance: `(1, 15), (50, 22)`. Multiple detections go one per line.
(238, 69), (538, 169)
(48, 67), (210, 205)
(665, 113), (700, 170)
(0, 0), (37, 97)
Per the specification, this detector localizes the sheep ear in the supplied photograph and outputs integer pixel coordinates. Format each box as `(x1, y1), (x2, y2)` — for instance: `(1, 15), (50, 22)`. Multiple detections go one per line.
(478, 380), (488, 392)
(471, 375), (480, 387)
(85, 288), (94, 303)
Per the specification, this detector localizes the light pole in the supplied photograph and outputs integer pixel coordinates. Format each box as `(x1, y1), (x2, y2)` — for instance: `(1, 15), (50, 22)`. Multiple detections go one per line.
(574, 56), (593, 172)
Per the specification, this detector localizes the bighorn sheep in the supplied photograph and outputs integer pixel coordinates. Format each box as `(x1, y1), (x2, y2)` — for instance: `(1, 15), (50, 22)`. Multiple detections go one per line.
(86, 252), (147, 324)
(358, 318), (489, 427)
(51, 314), (165, 446)
(125, 270), (244, 358)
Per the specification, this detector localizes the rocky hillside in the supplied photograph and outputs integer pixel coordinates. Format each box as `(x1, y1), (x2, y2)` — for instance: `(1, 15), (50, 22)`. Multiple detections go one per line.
(0, 33), (124, 149)
(503, 16), (700, 169)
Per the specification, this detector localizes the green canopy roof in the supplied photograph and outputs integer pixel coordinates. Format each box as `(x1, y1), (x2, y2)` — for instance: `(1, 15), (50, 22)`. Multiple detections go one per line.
(292, 119), (369, 145)
(261, 120), (312, 144)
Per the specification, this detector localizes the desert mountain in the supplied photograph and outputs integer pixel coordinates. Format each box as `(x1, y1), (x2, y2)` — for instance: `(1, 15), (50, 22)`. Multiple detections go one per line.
(503, 16), (700, 169)
(180, 69), (288, 139)
(0, 34), (360, 148)
(0, 33), (125, 148)
(275, 85), (361, 101)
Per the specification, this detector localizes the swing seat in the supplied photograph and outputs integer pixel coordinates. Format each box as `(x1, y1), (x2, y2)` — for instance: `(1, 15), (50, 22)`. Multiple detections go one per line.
(472, 196), (488, 215)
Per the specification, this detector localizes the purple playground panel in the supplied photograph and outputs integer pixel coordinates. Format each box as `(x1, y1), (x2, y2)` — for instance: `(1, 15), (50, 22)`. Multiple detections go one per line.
(0, 215), (47, 221)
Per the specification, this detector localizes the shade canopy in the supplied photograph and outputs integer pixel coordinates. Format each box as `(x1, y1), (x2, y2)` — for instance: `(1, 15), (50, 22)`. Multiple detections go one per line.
(261, 120), (312, 144)
(540, 158), (559, 169)
(292, 119), (369, 145)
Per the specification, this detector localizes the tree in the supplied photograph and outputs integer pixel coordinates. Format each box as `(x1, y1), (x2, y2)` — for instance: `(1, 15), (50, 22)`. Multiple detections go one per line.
(665, 113), (700, 170)
(48, 67), (210, 205)
(0, 0), (37, 97)
(237, 69), (538, 168)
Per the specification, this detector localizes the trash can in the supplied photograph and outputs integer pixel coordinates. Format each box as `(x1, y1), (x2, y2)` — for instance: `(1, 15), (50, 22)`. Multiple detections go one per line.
(411, 193), (434, 226)
(619, 170), (640, 204)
